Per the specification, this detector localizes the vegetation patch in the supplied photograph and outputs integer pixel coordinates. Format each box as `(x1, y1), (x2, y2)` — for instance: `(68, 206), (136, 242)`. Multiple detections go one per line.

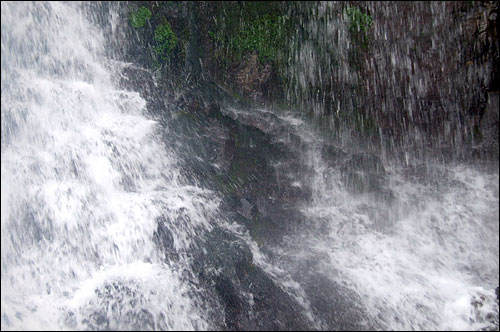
(344, 6), (373, 34)
(209, 2), (292, 65)
(129, 6), (152, 28)
(154, 22), (178, 62)
(344, 6), (373, 49)
(231, 14), (290, 63)
(205, 2), (296, 104)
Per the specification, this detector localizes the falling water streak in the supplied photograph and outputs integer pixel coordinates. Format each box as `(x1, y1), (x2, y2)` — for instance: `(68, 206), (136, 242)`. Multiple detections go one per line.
(275, 4), (499, 326)
(256, 109), (499, 330)
(284, 1), (498, 162)
(2, 2), (498, 331)
(221, 104), (499, 330)
(307, 164), (499, 330)
(1, 2), (218, 330)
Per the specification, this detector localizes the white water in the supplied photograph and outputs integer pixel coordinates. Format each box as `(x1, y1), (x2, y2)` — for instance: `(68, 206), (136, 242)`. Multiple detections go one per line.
(254, 107), (499, 330)
(1, 2), (219, 330)
(305, 163), (499, 330)
(2, 2), (498, 331)
(222, 104), (499, 330)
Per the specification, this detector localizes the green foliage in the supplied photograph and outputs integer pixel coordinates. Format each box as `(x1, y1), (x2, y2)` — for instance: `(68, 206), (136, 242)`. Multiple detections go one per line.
(154, 22), (178, 62)
(209, 2), (291, 64)
(208, 2), (295, 105)
(232, 14), (289, 63)
(344, 6), (372, 49)
(129, 6), (152, 28)
(344, 6), (373, 34)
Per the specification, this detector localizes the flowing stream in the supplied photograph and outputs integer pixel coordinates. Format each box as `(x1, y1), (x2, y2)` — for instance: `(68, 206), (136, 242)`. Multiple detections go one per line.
(1, 2), (219, 330)
(222, 106), (499, 330)
(1, 2), (498, 331)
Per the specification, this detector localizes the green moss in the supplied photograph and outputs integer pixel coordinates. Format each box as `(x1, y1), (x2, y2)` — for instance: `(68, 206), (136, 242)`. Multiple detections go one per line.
(232, 14), (290, 63)
(210, 2), (292, 64)
(344, 6), (372, 49)
(154, 22), (178, 62)
(130, 6), (152, 28)
(344, 6), (372, 34)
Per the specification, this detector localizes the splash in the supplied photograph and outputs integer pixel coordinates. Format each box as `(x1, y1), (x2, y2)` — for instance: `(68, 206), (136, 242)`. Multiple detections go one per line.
(1, 2), (218, 330)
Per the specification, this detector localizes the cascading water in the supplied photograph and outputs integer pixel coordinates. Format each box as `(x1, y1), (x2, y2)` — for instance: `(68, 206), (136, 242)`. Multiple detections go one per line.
(216, 3), (498, 328)
(285, 1), (498, 161)
(1, 2), (219, 330)
(277, 2), (499, 328)
(2, 1), (499, 331)
(294, 144), (499, 330)
(220, 105), (499, 330)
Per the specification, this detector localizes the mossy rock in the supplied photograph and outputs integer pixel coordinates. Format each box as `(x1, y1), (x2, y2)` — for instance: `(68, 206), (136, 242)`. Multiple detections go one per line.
(130, 6), (152, 28)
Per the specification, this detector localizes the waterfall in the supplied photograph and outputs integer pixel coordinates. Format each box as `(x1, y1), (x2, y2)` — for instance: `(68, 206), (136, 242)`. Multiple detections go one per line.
(1, 2), (218, 330)
(1, 1), (498, 331)
(285, 1), (498, 161)
(221, 104), (499, 330)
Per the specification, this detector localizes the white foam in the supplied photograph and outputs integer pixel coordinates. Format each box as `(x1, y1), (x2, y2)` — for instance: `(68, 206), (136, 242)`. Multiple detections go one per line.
(1, 2), (218, 330)
(301, 161), (499, 330)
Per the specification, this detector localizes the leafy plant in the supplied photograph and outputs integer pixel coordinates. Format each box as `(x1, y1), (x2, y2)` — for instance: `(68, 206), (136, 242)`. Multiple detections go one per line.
(129, 6), (152, 28)
(209, 2), (291, 64)
(154, 22), (178, 62)
(344, 6), (373, 34)
(344, 6), (373, 49)
(233, 14), (289, 63)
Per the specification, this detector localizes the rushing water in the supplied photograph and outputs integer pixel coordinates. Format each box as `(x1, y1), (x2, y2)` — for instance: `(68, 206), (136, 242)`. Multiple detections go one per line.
(285, 1), (498, 160)
(222, 106), (499, 331)
(1, 1), (499, 331)
(1, 2), (220, 330)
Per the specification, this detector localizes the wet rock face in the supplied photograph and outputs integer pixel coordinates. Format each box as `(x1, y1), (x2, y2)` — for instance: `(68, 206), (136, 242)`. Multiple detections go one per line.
(146, 83), (316, 329)
(119, 65), (171, 119)
(320, 145), (391, 196)
(345, 153), (385, 175)
(115, 50), (316, 327)
(235, 53), (273, 103)
(190, 226), (314, 331)
(74, 282), (157, 331)
(116, 4), (498, 330)
(473, 91), (499, 159)
(321, 144), (348, 167)
(121, 1), (498, 164)
(340, 153), (386, 194)
(154, 81), (313, 247)
(362, 1), (499, 161)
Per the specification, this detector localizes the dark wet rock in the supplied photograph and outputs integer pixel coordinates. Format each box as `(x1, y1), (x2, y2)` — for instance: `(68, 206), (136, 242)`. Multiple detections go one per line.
(298, 273), (378, 330)
(235, 52), (273, 103)
(321, 144), (348, 167)
(162, 81), (312, 245)
(192, 226), (313, 331)
(81, 282), (156, 331)
(236, 267), (314, 331)
(152, 215), (177, 261)
(118, 64), (173, 121)
(473, 91), (499, 159)
(214, 275), (245, 331)
(236, 198), (254, 220)
(340, 152), (388, 194)
(347, 153), (386, 175)
(185, 1), (203, 78)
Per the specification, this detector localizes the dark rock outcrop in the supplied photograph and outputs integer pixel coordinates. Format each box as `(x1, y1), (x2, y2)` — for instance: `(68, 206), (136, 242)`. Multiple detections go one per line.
(340, 152), (386, 194)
